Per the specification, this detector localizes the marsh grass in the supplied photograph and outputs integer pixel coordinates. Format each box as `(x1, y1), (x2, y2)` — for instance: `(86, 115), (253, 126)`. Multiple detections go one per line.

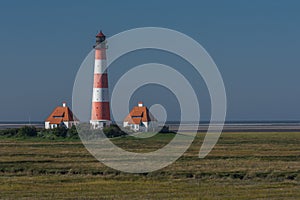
(0, 132), (299, 199)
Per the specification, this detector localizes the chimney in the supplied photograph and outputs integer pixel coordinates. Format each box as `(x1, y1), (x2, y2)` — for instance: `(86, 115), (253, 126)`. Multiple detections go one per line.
(138, 102), (143, 107)
(62, 102), (67, 107)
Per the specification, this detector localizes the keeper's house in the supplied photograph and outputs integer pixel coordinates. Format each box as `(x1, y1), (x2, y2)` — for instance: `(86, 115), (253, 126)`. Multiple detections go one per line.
(123, 102), (157, 132)
(45, 102), (79, 129)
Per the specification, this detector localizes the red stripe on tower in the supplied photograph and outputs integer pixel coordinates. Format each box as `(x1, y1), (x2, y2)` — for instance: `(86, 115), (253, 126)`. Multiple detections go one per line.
(90, 31), (111, 129)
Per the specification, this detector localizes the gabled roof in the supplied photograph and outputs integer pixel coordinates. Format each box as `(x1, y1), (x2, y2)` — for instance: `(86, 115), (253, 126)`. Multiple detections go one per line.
(124, 104), (157, 125)
(45, 103), (78, 124)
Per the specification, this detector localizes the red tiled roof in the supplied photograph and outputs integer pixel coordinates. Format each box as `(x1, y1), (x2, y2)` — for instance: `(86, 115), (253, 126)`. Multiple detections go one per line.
(45, 105), (78, 124)
(124, 105), (157, 125)
(96, 31), (105, 37)
(126, 117), (142, 125)
(48, 118), (64, 124)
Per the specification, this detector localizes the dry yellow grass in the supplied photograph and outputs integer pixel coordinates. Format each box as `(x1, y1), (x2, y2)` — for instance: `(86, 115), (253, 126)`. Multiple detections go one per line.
(0, 132), (299, 199)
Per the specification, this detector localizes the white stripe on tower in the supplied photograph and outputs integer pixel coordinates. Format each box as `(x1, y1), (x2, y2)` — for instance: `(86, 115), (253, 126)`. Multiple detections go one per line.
(92, 88), (109, 102)
(94, 59), (107, 74)
(90, 31), (111, 129)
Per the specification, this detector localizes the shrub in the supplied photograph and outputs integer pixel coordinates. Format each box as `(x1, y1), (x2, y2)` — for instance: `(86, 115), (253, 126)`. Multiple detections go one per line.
(67, 125), (79, 139)
(51, 126), (68, 137)
(37, 130), (57, 140)
(17, 126), (37, 137)
(159, 125), (172, 133)
(0, 128), (18, 137)
(103, 124), (126, 138)
(37, 126), (69, 139)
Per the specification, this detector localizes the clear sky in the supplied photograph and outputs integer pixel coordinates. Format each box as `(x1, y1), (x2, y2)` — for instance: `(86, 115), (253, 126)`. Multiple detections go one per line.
(0, 0), (299, 121)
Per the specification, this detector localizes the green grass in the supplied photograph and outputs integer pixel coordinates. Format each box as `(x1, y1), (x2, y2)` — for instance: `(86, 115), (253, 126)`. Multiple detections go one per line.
(0, 132), (299, 199)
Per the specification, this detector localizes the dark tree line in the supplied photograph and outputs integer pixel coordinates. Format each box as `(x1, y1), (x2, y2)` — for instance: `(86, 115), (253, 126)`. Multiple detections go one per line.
(0, 124), (171, 140)
(0, 126), (79, 139)
(0, 124), (127, 140)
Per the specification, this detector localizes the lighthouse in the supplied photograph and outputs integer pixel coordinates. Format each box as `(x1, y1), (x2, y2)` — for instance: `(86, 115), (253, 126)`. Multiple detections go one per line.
(90, 31), (111, 129)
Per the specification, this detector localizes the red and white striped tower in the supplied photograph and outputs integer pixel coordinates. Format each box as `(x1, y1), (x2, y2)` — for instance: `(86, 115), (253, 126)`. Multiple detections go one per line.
(90, 31), (111, 129)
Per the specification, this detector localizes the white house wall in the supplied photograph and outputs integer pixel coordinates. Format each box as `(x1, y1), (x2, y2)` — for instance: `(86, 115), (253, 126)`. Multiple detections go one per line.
(45, 122), (50, 129)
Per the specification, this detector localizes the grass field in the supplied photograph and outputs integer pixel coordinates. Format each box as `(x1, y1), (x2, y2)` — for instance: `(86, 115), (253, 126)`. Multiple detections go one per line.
(0, 132), (299, 199)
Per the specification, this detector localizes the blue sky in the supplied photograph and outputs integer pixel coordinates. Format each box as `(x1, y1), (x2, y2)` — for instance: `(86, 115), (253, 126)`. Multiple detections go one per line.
(0, 0), (299, 121)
